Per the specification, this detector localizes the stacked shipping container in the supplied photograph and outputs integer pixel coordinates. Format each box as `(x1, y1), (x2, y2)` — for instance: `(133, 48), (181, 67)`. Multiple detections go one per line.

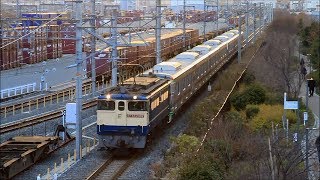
(21, 12), (68, 26)
(0, 39), (23, 70)
(47, 25), (63, 59)
(0, 25), (64, 70)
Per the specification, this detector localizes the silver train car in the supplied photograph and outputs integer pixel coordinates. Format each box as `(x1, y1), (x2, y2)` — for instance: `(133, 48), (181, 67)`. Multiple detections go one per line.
(97, 28), (245, 148)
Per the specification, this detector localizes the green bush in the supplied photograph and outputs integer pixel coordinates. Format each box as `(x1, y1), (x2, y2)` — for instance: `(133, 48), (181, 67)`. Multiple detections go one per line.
(230, 92), (247, 110)
(246, 105), (260, 119)
(225, 111), (245, 138)
(243, 72), (256, 85)
(265, 92), (283, 105)
(231, 84), (266, 110)
(243, 85), (266, 104)
(205, 139), (233, 169)
(250, 104), (297, 131)
(179, 156), (224, 180)
(171, 134), (200, 154)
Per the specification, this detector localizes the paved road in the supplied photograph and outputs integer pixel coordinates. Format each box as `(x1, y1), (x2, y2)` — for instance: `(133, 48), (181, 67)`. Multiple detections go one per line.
(0, 54), (78, 91)
(299, 54), (320, 179)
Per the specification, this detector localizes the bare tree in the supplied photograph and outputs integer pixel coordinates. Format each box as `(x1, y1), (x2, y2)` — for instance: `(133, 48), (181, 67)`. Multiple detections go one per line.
(249, 10), (305, 98)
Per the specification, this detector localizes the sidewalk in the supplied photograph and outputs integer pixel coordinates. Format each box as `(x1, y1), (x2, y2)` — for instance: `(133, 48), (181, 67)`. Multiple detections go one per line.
(299, 62), (320, 179)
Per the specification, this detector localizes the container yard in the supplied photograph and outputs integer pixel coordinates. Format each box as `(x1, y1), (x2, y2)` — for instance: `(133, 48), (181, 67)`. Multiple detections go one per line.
(0, 0), (277, 179)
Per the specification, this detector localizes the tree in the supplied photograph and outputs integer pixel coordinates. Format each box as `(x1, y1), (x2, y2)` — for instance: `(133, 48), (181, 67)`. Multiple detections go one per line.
(258, 10), (304, 98)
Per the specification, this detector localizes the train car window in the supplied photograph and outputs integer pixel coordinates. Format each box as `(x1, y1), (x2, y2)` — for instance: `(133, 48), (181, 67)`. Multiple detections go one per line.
(97, 100), (115, 110)
(151, 98), (160, 110)
(118, 101), (125, 111)
(128, 101), (147, 111)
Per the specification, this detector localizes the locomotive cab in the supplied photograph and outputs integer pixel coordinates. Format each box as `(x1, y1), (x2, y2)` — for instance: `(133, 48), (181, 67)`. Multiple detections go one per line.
(97, 77), (170, 148)
(97, 95), (150, 148)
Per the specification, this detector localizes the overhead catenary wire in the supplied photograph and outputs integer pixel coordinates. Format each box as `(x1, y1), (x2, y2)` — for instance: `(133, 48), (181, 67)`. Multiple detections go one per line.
(0, 10), (72, 49)
(1, 8), (253, 89)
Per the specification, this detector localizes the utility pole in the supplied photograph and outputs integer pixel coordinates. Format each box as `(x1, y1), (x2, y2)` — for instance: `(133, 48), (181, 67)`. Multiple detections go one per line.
(203, 0), (207, 41)
(253, 3), (256, 43)
(237, 13), (241, 63)
(203, 0), (206, 41)
(227, 0), (228, 13)
(111, 9), (118, 87)
(16, 0), (20, 18)
(259, 3), (262, 35)
(216, 0), (219, 31)
(90, 0), (96, 95)
(75, 0), (83, 161)
(183, 0), (186, 48)
(305, 128), (309, 179)
(156, 0), (162, 64)
(267, 4), (272, 24)
(245, 1), (249, 47)
(271, 5), (273, 21)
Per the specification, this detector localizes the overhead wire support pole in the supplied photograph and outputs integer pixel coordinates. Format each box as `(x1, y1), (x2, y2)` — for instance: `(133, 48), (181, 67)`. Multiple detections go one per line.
(111, 9), (118, 87)
(156, 0), (162, 64)
(216, 0), (219, 31)
(245, 1), (249, 47)
(90, 0), (96, 95)
(237, 12), (242, 63)
(75, 0), (83, 161)
(253, 3), (256, 43)
(259, 3), (262, 35)
(16, 0), (20, 18)
(203, 0), (206, 41)
(183, 0), (186, 48)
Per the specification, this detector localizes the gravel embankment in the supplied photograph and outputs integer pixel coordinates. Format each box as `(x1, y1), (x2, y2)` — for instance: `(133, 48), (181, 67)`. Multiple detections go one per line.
(57, 75), (214, 180)
(120, 84), (212, 180)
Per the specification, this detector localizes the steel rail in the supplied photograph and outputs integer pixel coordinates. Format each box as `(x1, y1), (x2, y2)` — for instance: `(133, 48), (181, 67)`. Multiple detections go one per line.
(0, 27), (231, 116)
(86, 152), (139, 180)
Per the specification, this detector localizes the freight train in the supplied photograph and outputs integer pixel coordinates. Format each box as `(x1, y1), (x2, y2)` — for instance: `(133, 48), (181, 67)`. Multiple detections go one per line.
(86, 29), (201, 81)
(96, 28), (243, 149)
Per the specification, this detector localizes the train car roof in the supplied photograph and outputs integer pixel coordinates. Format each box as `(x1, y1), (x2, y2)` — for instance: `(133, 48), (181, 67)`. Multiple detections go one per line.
(214, 35), (230, 42)
(141, 28), (239, 80)
(175, 52), (199, 61)
(204, 39), (221, 46)
(190, 45), (212, 55)
(154, 61), (182, 72)
(100, 76), (170, 98)
(222, 32), (235, 38)
(228, 29), (239, 34)
(170, 32), (239, 79)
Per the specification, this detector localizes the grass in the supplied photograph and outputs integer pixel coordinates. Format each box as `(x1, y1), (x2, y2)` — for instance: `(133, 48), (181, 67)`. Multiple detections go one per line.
(152, 35), (267, 179)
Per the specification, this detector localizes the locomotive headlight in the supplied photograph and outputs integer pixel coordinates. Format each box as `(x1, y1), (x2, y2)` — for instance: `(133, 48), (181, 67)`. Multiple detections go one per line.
(133, 95), (137, 100)
(106, 94), (111, 100)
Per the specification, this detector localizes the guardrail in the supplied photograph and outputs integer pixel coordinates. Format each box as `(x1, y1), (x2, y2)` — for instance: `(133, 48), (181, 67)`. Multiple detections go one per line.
(0, 81), (106, 119)
(1, 83), (37, 99)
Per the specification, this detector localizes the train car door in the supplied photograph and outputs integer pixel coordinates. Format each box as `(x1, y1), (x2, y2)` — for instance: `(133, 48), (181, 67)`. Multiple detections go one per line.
(116, 100), (127, 126)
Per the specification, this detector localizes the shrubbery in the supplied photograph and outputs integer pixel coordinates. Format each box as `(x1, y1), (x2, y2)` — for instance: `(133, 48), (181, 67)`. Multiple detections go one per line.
(231, 84), (266, 110)
(243, 72), (256, 85)
(245, 105), (260, 119)
(250, 104), (297, 131)
(178, 154), (225, 180)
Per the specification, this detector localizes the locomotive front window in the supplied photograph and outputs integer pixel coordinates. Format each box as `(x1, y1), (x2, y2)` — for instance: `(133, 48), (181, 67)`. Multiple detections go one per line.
(118, 101), (125, 111)
(128, 101), (147, 111)
(98, 100), (115, 110)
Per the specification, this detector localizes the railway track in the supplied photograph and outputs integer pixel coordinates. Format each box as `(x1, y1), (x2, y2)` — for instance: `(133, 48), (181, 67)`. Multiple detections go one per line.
(0, 27), (230, 119)
(0, 78), (103, 118)
(0, 100), (97, 134)
(86, 152), (140, 180)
